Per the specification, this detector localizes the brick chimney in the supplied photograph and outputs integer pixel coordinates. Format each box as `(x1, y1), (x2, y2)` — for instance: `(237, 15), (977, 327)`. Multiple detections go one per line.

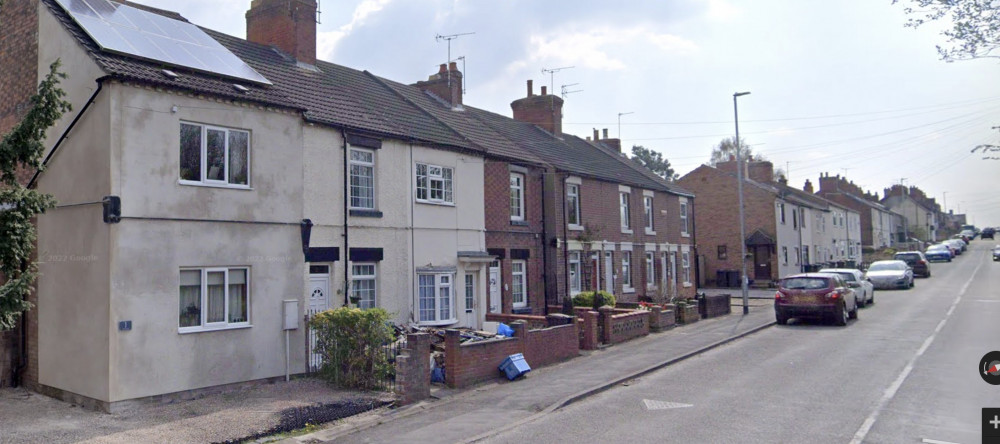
(414, 62), (463, 107)
(747, 161), (774, 183)
(803, 179), (814, 194)
(246, 0), (317, 66)
(511, 80), (564, 135)
(599, 128), (622, 153)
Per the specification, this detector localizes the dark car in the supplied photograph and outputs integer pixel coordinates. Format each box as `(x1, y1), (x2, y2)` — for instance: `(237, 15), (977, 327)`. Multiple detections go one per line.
(775, 273), (858, 326)
(983, 228), (995, 240)
(894, 251), (930, 278)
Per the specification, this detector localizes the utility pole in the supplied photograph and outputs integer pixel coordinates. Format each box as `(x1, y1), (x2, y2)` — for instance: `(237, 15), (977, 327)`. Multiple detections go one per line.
(733, 91), (751, 315)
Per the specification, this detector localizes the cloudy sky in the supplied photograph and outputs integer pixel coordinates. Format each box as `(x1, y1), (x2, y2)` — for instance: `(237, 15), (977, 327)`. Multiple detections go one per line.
(135, 0), (1000, 226)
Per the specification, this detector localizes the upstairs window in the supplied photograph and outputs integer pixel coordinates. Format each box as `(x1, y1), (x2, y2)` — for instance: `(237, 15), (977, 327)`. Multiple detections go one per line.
(680, 198), (690, 236)
(350, 148), (375, 209)
(567, 183), (581, 227)
(416, 163), (454, 204)
(510, 173), (525, 221)
(620, 192), (631, 230)
(180, 123), (250, 188)
(644, 196), (654, 232)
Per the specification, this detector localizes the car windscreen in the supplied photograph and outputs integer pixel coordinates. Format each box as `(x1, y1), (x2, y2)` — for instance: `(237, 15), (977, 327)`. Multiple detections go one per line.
(869, 262), (905, 271)
(780, 277), (829, 290)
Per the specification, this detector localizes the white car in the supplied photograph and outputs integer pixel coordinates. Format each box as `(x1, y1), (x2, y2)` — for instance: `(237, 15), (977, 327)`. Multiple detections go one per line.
(820, 268), (874, 306)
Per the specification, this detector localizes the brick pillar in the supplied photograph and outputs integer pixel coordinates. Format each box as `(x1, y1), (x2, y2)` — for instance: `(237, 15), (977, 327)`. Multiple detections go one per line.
(598, 306), (614, 345)
(649, 306), (662, 332)
(579, 311), (598, 350)
(396, 333), (430, 405)
(546, 313), (573, 327)
(443, 330), (461, 388)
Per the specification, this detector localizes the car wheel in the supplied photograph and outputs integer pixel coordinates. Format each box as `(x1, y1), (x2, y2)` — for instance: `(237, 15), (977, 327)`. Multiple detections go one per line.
(835, 302), (849, 326)
(869, 291), (875, 305)
(775, 311), (788, 325)
(948, 257), (952, 262)
(849, 302), (858, 320)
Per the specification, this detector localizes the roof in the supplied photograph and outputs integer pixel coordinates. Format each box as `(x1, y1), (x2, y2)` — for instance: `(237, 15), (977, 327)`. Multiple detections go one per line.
(42, 0), (690, 194)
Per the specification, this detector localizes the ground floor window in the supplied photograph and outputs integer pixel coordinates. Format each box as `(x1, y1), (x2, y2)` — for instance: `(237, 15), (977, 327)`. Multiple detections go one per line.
(681, 252), (692, 285)
(419, 273), (454, 323)
(569, 252), (581, 295)
(512, 260), (527, 308)
(179, 267), (249, 331)
(622, 251), (633, 291)
(645, 251), (655, 288)
(351, 263), (377, 309)
(464, 273), (475, 313)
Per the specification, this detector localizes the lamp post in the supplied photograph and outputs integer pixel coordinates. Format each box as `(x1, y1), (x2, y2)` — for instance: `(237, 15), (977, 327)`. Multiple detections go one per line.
(618, 111), (634, 140)
(733, 91), (750, 315)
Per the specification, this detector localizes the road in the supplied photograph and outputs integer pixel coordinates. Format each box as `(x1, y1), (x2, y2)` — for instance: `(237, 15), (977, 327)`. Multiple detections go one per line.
(480, 241), (1000, 444)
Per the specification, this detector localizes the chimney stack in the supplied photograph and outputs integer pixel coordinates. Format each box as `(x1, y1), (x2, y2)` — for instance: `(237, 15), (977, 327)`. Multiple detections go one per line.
(747, 161), (774, 183)
(413, 62), (464, 106)
(803, 179), (814, 194)
(593, 129), (599, 140)
(511, 79), (564, 135)
(246, 0), (318, 66)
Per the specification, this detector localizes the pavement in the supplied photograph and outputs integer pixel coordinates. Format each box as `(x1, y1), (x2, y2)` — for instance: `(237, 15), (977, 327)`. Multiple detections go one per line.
(280, 297), (776, 444)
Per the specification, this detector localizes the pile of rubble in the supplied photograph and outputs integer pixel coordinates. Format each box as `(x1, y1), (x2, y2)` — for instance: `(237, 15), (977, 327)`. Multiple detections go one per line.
(394, 324), (509, 383)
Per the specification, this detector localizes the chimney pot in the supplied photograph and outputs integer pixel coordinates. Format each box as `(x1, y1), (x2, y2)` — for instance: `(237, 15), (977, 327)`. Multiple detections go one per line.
(439, 64), (448, 74)
(448, 61), (457, 72)
(593, 129), (599, 140)
(541, 86), (547, 96)
(527, 80), (533, 97)
(603, 128), (608, 139)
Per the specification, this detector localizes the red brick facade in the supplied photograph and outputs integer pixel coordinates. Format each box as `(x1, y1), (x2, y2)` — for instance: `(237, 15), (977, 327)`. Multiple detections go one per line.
(246, 0), (317, 65)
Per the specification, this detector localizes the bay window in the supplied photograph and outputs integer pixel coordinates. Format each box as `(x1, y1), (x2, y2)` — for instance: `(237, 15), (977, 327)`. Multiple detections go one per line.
(418, 273), (454, 324)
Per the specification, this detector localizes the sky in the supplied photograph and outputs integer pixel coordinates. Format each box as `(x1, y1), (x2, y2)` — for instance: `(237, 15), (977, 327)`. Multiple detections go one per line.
(135, 0), (1000, 226)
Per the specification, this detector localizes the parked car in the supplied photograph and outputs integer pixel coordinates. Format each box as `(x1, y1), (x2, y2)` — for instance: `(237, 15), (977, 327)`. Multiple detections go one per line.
(865, 260), (914, 289)
(946, 238), (966, 255)
(954, 234), (971, 246)
(993, 245), (1000, 262)
(924, 244), (952, 262)
(819, 268), (874, 307)
(774, 273), (858, 326)
(961, 229), (977, 240)
(893, 251), (930, 278)
(982, 227), (995, 240)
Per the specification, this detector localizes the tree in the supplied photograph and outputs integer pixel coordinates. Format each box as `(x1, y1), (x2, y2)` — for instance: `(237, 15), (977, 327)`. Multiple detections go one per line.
(630, 145), (678, 181)
(708, 136), (765, 166)
(0, 61), (71, 330)
(893, 0), (1000, 61)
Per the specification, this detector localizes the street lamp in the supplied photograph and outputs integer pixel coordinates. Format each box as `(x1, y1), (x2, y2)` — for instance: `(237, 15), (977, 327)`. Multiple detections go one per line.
(618, 111), (634, 140)
(733, 91), (750, 315)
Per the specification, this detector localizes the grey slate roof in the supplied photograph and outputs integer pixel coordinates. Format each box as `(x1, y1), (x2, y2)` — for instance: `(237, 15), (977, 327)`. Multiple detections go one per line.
(42, 0), (692, 195)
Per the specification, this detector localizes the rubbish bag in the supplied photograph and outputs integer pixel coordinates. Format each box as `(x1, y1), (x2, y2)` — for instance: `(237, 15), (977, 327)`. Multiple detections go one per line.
(497, 323), (514, 337)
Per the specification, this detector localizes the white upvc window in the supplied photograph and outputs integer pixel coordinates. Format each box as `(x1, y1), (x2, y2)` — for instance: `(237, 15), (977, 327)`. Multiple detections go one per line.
(349, 148), (375, 209)
(681, 251), (692, 285)
(620, 192), (632, 231)
(416, 163), (454, 204)
(418, 273), (454, 324)
(464, 274), (475, 313)
(782, 246), (789, 265)
(567, 183), (582, 228)
(645, 251), (655, 288)
(510, 173), (525, 221)
(778, 202), (786, 224)
(179, 122), (250, 188)
(622, 251), (633, 291)
(351, 263), (377, 309)
(179, 267), (250, 332)
(511, 260), (527, 308)
(679, 198), (690, 236)
(569, 252), (581, 295)
(644, 195), (655, 233)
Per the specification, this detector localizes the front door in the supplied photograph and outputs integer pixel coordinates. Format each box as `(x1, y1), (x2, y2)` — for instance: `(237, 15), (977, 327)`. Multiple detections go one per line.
(603, 251), (614, 294)
(753, 246), (772, 281)
(462, 272), (478, 328)
(488, 261), (501, 313)
(307, 268), (330, 372)
(590, 253), (601, 292)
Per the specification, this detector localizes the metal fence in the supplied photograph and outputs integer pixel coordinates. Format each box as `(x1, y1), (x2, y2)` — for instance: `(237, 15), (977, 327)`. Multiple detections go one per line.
(305, 309), (405, 392)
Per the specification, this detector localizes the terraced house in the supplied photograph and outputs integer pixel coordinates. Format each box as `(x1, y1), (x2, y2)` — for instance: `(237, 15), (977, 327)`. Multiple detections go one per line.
(0, 0), (696, 409)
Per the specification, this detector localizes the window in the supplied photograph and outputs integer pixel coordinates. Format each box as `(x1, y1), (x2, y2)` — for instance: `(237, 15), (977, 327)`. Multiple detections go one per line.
(416, 163), (454, 204)
(800, 208), (806, 229)
(510, 173), (525, 221)
(620, 192), (631, 230)
(464, 274), (475, 313)
(778, 202), (786, 224)
(511, 260), (527, 308)
(418, 274), (454, 323)
(645, 251), (655, 288)
(351, 263), (376, 309)
(569, 252), (581, 294)
(718, 245), (728, 260)
(179, 267), (249, 331)
(179, 123), (250, 187)
(782, 246), (789, 265)
(567, 183), (581, 227)
(644, 196), (654, 232)
(803, 246), (810, 265)
(794, 247), (800, 265)
(622, 251), (633, 290)
(680, 199), (690, 236)
(350, 148), (375, 209)
(682, 251), (691, 284)
(792, 208), (798, 229)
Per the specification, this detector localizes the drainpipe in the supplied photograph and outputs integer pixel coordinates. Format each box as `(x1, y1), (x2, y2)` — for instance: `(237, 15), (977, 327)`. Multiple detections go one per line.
(341, 129), (349, 306)
(561, 173), (570, 306)
(540, 168), (550, 316)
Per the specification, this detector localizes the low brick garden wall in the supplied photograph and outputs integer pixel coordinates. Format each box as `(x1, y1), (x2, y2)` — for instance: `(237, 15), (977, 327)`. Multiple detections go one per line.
(699, 293), (732, 319)
(485, 313), (549, 330)
(598, 307), (649, 345)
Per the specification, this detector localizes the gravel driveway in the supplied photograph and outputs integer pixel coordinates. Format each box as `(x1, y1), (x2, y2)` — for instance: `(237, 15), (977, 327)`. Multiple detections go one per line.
(0, 379), (393, 444)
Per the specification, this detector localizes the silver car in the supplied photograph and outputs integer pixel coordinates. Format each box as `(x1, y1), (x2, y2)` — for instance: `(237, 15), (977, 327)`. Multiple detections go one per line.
(820, 268), (874, 306)
(864, 260), (914, 290)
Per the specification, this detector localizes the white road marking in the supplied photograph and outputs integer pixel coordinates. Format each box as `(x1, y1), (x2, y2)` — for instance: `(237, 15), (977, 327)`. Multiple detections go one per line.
(849, 253), (984, 444)
(642, 399), (693, 410)
(921, 439), (960, 444)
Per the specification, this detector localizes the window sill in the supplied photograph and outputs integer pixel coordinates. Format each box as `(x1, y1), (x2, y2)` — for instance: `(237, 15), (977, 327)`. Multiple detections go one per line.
(350, 209), (383, 218)
(683, 283), (693, 288)
(416, 200), (455, 207)
(419, 319), (457, 327)
(568, 224), (584, 231)
(621, 228), (633, 234)
(178, 180), (252, 191)
(178, 324), (252, 334)
(623, 287), (635, 294)
(645, 229), (656, 236)
(510, 220), (529, 227)
(681, 232), (691, 238)
(512, 307), (532, 314)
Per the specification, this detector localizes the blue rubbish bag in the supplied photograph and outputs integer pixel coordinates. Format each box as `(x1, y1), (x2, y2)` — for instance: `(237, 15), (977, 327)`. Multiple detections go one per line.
(497, 323), (514, 337)
(431, 367), (445, 383)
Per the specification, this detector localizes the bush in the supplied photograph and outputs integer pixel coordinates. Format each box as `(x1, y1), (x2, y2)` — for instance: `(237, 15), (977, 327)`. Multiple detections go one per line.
(309, 307), (395, 390)
(571, 291), (616, 309)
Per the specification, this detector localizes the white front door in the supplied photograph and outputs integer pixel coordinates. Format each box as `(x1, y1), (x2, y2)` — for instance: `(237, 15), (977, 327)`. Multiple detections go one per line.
(488, 261), (501, 313)
(661, 252), (671, 299)
(309, 274), (331, 313)
(603, 251), (614, 294)
(462, 272), (479, 328)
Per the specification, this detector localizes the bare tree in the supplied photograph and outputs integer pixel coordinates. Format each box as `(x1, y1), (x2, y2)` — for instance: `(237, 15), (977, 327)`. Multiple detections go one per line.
(893, 0), (1000, 61)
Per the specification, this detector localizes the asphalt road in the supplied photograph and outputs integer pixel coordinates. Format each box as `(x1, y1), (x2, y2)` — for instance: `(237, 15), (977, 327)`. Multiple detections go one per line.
(482, 241), (1000, 444)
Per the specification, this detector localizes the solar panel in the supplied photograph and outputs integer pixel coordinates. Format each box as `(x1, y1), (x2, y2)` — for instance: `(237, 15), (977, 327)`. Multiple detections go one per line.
(54, 0), (271, 85)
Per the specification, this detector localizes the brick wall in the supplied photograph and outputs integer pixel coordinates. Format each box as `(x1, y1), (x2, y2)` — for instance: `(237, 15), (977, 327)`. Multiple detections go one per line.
(817, 174), (875, 247)
(598, 306), (649, 344)
(395, 333), (430, 405)
(245, 0), (317, 65)
(521, 322), (577, 368)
